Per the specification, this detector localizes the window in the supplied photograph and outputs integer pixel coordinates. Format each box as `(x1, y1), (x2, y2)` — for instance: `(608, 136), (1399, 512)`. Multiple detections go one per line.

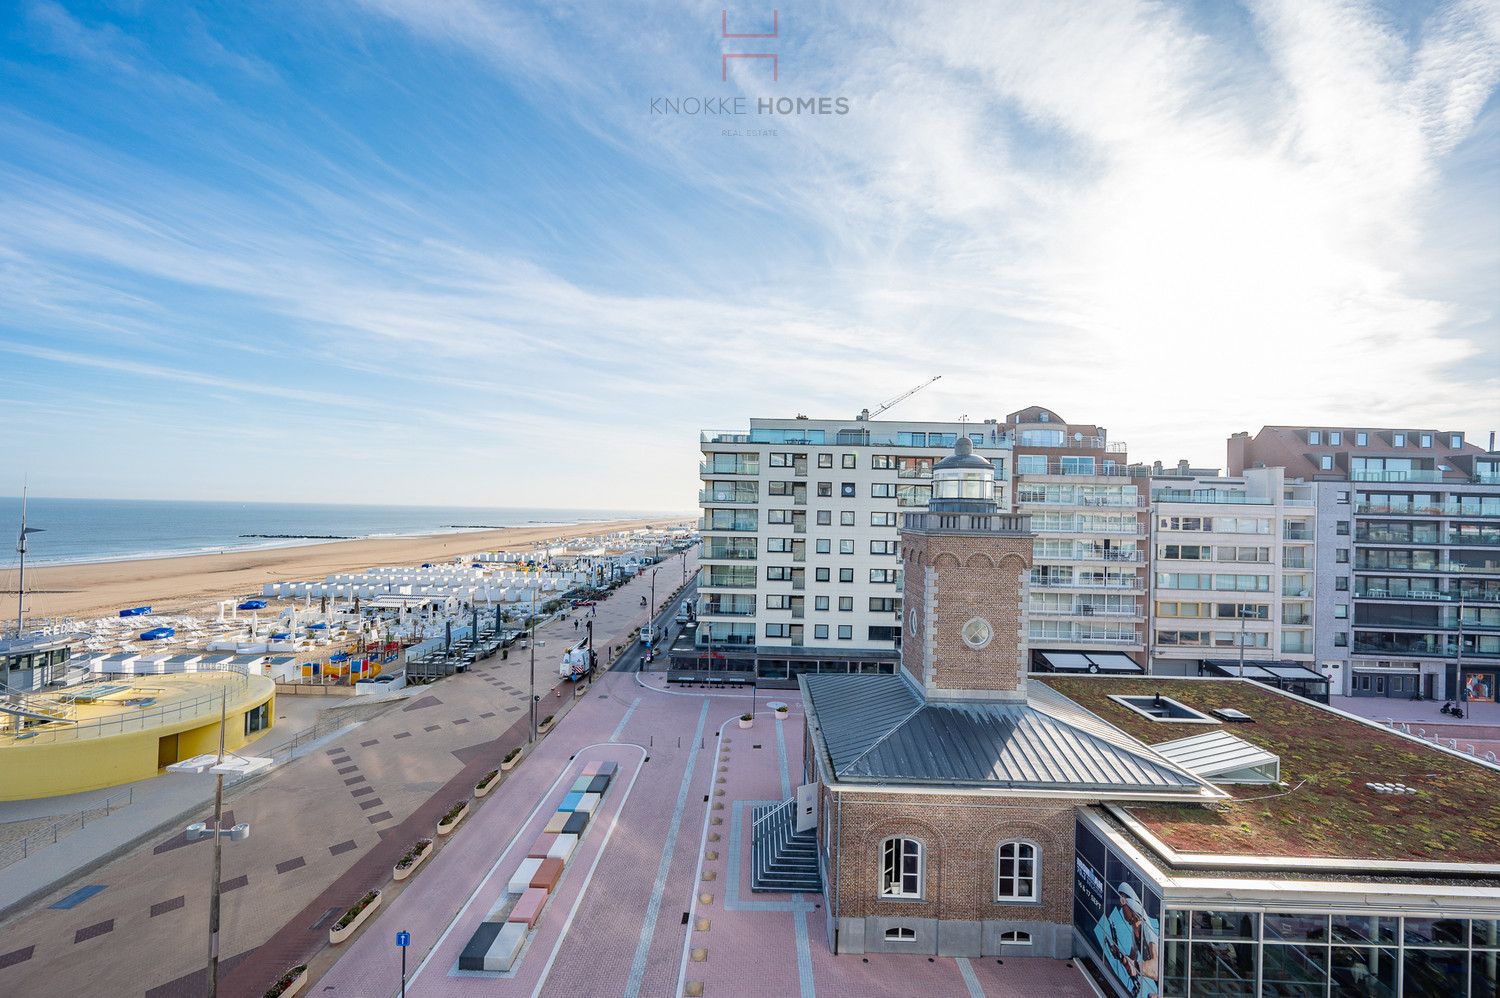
(871, 540), (898, 555)
(883, 927), (916, 942)
(815, 539), (831, 554)
(1420, 433), (1433, 448)
(1335, 577), (1349, 592)
(1016, 454), (1048, 476)
(766, 595), (791, 609)
(996, 841), (1039, 901)
(838, 596), (853, 611)
(765, 623), (789, 638)
(1336, 520), (1349, 535)
(839, 568), (854, 583)
(1308, 430), (1322, 445)
(1337, 490), (1350, 503)
(1336, 549), (1349, 564)
(244, 702), (269, 735)
(842, 454), (857, 469)
(870, 598), (899, 612)
(818, 453), (833, 468)
(1334, 604), (1348, 619)
(1451, 434), (1463, 449)
(767, 538), (793, 553)
(998, 930), (1032, 945)
(768, 509), (793, 524)
(815, 568), (830, 582)
(1355, 432), (1368, 446)
(1110, 694), (1219, 723)
(841, 482), (857, 498)
(1319, 455), (1333, 471)
(870, 569), (899, 584)
(1393, 433), (1406, 447)
(838, 625), (853, 640)
(871, 511), (897, 527)
(814, 624), (829, 639)
(766, 566), (792, 581)
(870, 483), (896, 498)
(835, 539), (851, 555)
(815, 596), (829, 610)
(1334, 632), (1348, 647)
(872, 454), (896, 470)
(1329, 431), (1342, 445)
(817, 482), (832, 497)
(841, 511), (856, 526)
(816, 510), (832, 526)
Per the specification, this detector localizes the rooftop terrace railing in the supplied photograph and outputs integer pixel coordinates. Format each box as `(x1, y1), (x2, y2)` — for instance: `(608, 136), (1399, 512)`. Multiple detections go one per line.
(0, 665), (253, 747)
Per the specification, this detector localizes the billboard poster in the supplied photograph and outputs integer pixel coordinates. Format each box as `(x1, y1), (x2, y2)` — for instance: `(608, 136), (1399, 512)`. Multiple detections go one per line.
(1464, 672), (1496, 703)
(1075, 822), (1163, 998)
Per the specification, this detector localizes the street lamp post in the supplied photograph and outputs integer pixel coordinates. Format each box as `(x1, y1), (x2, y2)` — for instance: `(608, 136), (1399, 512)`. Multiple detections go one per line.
(529, 613), (537, 743)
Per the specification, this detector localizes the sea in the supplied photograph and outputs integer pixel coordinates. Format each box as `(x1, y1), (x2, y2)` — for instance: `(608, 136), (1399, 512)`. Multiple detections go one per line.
(0, 497), (686, 567)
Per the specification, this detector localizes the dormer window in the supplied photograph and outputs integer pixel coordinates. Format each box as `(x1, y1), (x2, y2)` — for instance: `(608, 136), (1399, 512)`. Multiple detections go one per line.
(1393, 433), (1406, 447)
(1329, 431), (1342, 445)
(1451, 434), (1463, 449)
(1420, 433), (1433, 448)
(1356, 432), (1368, 446)
(1308, 430), (1321, 445)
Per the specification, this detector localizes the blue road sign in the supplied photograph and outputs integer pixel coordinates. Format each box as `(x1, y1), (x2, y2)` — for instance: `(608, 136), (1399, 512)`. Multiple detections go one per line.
(396, 930), (410, 948)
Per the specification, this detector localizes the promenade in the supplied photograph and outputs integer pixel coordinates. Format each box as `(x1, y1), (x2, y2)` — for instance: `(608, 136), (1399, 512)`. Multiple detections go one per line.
(0, 551), (695, 997)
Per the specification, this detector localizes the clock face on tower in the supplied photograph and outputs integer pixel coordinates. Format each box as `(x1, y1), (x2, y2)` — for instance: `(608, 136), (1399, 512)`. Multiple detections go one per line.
(960, 616), (994, 650)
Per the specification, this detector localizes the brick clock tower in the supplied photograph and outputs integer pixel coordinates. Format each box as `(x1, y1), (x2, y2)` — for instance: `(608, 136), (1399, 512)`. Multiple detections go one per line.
(900, 437), (1033, 701)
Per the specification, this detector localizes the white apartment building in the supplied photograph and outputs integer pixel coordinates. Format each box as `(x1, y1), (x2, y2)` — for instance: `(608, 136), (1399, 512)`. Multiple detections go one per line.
(692, 416), (1011, 681)
(1146, 467), (1318, 675)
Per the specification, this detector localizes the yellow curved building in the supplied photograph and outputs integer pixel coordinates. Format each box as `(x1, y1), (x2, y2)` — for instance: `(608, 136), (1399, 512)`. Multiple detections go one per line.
(0, 671), (276, 801)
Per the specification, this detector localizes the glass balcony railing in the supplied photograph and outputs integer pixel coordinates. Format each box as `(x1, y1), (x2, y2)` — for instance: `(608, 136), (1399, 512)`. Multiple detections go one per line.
(1355, 586), (1500, 603)
(1357, 501), (1500, 518)
(1030, 577), (1143, 590)
(699, 490), (758, 505)
(1350, 469), (1448, 483)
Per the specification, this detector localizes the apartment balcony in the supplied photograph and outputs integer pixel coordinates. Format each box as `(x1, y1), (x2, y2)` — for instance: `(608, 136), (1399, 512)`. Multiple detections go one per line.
(1024, 463), (1131, 478)
(696, 633), (758, 648)
(1351, 469), (1448, 483)
(1032, 522), (1147, 536)
(1354, 561), (1500, 576)
(1028, 629), (1143, 646)
(699, 576), (757, 590)
(1282, 558), (1310, 570)
(1357, 502), (1499, 518)
(700, 548), (757, 562)
(699, 462), (759, 477)
(1355, 586), (1500, 604)
(1028, 606), (1142, 619)
(1359, 532), (1500, 547)
(699, 490), (759, 505)
(1034, 550), (1144, 564)
(1018, 496), (1145, 510)
(1030, 577), (1143, 591)
(699, 520), (758, 533)
(698, 606), (755, 617)
(1353, 638), (1499, 659)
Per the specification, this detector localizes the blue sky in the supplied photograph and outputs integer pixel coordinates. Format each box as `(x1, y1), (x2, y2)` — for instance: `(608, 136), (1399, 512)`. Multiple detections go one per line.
(0, 0), (1496, 508)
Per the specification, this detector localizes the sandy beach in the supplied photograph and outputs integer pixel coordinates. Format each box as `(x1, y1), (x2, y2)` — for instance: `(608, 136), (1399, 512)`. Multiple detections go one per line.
(16, 518), (686, 621)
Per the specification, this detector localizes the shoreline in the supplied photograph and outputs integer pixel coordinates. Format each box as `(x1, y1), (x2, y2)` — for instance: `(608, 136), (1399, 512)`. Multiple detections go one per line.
(13, 518), (689, 621)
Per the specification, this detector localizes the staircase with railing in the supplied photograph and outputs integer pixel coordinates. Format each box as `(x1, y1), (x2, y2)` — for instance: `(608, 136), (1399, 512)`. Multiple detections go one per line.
(751, 798), (822, 893)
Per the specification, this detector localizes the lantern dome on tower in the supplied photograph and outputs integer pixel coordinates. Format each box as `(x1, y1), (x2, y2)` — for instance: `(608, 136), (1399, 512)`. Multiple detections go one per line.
(930, 437), (997, 511)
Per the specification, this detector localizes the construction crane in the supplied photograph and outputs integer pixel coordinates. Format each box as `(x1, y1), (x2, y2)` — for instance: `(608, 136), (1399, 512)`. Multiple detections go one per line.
(856, 375), (941, 421)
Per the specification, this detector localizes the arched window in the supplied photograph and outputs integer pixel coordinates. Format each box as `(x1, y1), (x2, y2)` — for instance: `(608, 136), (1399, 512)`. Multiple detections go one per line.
(996, 841), (1039, 901)
(880, 837), (924, 899)
(999, 930), (1032, 945)
(884, 926), (916, 942)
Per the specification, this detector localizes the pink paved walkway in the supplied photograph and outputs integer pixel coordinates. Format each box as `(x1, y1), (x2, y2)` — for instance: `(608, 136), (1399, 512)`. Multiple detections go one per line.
(313, 672), (1095, 997)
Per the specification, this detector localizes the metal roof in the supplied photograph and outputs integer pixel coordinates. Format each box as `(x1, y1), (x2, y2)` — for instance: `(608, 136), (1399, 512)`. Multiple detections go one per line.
(802, 674), (1218, 797)
(1201, 660), (1327, 682)
(1152, 729), (1281, 784)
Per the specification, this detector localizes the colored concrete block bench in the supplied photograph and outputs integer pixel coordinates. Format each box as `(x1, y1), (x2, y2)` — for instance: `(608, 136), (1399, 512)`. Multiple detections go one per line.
(574, 792), (602, 815)
(544, 811), (569, 834)
(581, 761), (603, 776)
(508, 857), (542, 896)
(547, 833), (578, 862)
(562, 811), (588, 835)
(530, 856), (565, 892)
(509, 887), (548, 928)
(570, 775), (594, 793)
(559, 791), (584, 811)
(458, 921), (528, 972)
(586, 774), (611, 794)
(594, 761), (619, 778)
(528, 833), (558, 859)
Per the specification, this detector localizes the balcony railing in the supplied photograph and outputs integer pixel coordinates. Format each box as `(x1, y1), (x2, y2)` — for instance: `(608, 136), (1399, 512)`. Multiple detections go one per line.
(1355, 587), (1500, 604)
(699, 490), (758, 505)
(699, 520), (758, 532)
(1351, 469), (1449, 483)
(1152, 491), (1315, 507)
(1022, 463), (1131, 478)
(1357, 502), (1500, 518)
(699, 605), (755, 617)
(1018, 496), (1145, 509)
(1354, 561), (1500, 575)
(1032, 522), (1147, 536)
(700, 547), (757, 561)
(1027, 629), (1142, 645)
(1029, 606), (1142, 618)
(699, 462), (758, 477)
(699, 577), (756, 589)
(1033, 550), (1144, 563)
(1030, 578), (1143, 591)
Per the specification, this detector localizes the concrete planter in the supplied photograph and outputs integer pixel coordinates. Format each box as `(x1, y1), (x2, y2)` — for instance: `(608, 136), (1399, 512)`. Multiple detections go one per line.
(329, 891), (381, 945)
(500, 752), (521, 773)
(393, 841), (432, 881)
(739, 717), (754, 729)
(573, 684), (586, 698)
(437, 801), (470, 836)
(475, 771), (501, 798)
(538, 718), (555, 735)
(263, 965), (308, 998)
